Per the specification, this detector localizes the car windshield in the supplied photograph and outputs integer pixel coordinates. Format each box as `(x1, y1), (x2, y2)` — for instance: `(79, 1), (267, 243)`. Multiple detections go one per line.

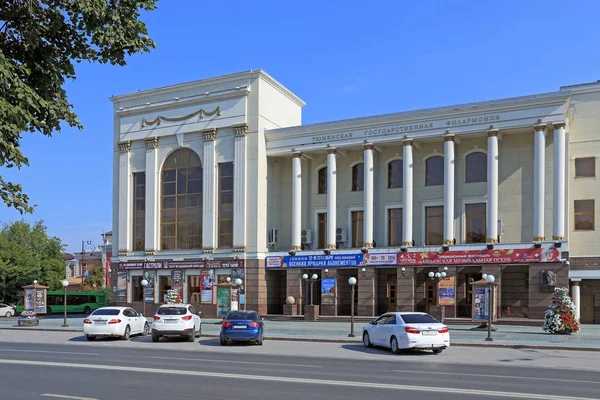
(91, 309), (120, 316)
(400, 314), (439, 324)
(157, 307), (187, 315)
(225, 311), (258, 321)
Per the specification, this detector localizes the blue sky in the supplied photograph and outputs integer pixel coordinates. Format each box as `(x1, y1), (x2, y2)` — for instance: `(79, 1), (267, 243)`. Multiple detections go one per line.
(2, 0), (600, 253)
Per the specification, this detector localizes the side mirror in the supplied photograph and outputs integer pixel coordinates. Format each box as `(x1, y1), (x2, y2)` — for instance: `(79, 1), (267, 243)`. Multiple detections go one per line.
(197, 312), (202, 316)
(369, 320), (376, 325)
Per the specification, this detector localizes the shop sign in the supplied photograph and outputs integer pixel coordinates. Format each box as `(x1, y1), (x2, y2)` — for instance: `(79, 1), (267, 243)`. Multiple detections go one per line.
(266, 254), (367, 268)
(321, 278), (336, 305)
(117, 259), (245, 270)
(437, 277), (455, 306)
(396, 248), (560, 266)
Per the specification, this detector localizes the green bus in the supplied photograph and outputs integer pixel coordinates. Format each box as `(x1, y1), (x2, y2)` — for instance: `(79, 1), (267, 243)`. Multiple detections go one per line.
(16, 291), (108, 315)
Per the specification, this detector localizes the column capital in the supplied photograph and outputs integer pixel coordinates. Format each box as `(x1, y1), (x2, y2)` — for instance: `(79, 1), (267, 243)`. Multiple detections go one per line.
(202, 128), (217, 141)
(144, 137), (159, 149)
(118, 141), (131, 153)
(553, 122), (566, 130)
(533, 123), (547, 132)
(232, 123), (248, 137)
(552, 235), (564, 241)
(402, 139), (413, 146)
(292, 151), (302, 159)
(363, 142), (374, 150)
(327, 147), (337, 155)
(487, 127), (499, 137)
(443, 134), (455, 142)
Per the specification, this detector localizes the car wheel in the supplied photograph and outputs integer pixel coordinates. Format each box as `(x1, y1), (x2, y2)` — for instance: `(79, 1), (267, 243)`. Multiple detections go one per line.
(84, 307), (91, 315)
(86, 336), (95, 341)
(220, 336), (227, 346)
(122, 325), (131, 340)
(151, 335), (159, 343)
(362, 332), (373, 348)
(195, 326), (201, 338)
(432, 348), (444, 355)
(390, 336), (401, 354)
(188, 334), (195, 343)
(47, 307), (52, 315)
(143, 322), (150, 336)
(256, 331), (264, 346)
(5, 311), (12, 318)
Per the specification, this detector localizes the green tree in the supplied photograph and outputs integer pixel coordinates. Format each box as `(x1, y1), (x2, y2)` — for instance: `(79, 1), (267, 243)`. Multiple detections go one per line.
(0, 0), (157, 213)
(84, 264), (105, 290)
(0, 220), (65, 303)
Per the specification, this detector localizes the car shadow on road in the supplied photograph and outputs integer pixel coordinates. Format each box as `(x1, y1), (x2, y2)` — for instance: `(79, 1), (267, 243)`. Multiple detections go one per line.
(341, 344), (435, 357)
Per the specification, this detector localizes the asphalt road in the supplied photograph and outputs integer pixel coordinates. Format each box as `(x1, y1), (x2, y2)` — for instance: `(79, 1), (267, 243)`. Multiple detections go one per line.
(0, 334), (599, 400)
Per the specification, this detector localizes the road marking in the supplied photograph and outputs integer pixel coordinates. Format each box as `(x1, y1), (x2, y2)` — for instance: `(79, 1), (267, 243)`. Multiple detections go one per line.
(0, 349), (98, 356)
(41, 394), (98, 400)
(147, 356), (321, 368)
(0, 359), (593, 400)
(392, 369), (600, 385)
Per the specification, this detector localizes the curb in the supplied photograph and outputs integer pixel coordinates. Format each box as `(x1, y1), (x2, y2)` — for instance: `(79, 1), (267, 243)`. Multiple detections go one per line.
(1, 327), (597, 352)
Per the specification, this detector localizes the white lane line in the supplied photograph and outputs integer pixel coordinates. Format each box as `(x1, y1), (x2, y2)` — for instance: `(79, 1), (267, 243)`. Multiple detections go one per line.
(0, 349), (98, 356)
(392, 369), (600, 385)
(0, 359), (593, 400)
(147, 356), (321, 368)
(41, 394), (98, 400)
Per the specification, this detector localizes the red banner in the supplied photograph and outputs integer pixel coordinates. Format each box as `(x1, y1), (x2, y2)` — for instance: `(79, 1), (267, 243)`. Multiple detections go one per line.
(396, 248), (560, 266)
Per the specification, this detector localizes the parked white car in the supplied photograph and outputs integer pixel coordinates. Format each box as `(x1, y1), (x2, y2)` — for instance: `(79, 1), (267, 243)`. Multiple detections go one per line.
(83, 307), (149, 341)
(361, 312), (450, 354)
(0, 303), (15, 318)
(152, 304), (201, 342)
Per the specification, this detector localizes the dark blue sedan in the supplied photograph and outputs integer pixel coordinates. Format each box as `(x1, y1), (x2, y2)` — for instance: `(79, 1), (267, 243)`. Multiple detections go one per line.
(220, 310), (264, 345)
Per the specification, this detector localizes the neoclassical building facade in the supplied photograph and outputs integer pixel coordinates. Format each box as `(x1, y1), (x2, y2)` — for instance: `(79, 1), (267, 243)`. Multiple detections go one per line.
(111, 71), (600, 323)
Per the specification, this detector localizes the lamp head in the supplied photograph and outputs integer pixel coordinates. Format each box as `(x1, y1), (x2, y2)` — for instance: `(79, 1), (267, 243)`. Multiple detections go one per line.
(141, 279), (148, 287)
(234, 278), (243, 286)
(61, 280), (69, 288)
(302, 274), (309, 280)
(311, 274), (318, 280)
(428, 271), (435, 278)
(441, 272), (447, 278)
(435, 272), (441, 278)
(348, 277), (357, 286)
(482, 273), (488, 280)
(486, 274), (496, 284)
(226, 277), (231, 283)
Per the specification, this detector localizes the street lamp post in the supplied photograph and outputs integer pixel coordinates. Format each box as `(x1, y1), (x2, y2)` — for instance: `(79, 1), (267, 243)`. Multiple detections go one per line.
(348, 276), (357, 337)
(80, 240), (96, 288)
(485, 274), (496, 342)
(234, 278), (245, 311)
(141, 279), (148, 317)
(302, 273), (319, 305)
(428, 266), (449, 323)
(61, 280), (69, 327)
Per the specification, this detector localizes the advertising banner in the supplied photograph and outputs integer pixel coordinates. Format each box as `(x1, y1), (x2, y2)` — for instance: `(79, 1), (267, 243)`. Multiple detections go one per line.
(473, 286), (489, 320)
(321, 278), (336, 305)
(200, 269), (214, 304)
(266, 254), (368, 268)
(143, 271), (155, 303)
(171, 270), (184, 301)
(34, 289), (46, 314)
(25, 289), (34, 311)
(117, 271), (127, 303)
(217, 287), (230, 316)
(397, 248), (560, 266)
(437, 277), (456, 306)
(118, 259), (244, 270)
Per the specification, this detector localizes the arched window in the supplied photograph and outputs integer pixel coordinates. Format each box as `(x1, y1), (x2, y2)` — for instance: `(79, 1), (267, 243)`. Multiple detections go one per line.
(317, 167), (327, 194)
(160, 148), (203, 250)
(352, 163), (364, 192)
(425, 156), (444, 186)
(388, 160), (403, 188)
(465, 152), (487, 183)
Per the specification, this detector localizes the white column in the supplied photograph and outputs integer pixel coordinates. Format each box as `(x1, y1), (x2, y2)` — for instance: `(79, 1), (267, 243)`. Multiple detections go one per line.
(533, 124), (546, 241)
(572, 281), (581, 321)
(486, 129), (499, 243)
(291, 152), (302, 250)
(443, 134), (455, 245)
(118, 141), (131, 255)
(553, 122), (567, 241)
(233, 124), (247, 252)
(144, 137), (159, 254)
(363, 143), (374, 248)
(326, 148), (337, 249)
(202, 128), (217, 252)
(402, 140), (414, 246)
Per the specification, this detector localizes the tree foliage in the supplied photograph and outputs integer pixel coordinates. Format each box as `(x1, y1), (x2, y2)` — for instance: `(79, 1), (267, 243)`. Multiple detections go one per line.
(0, 220), (65, 303)
(0, 0), (157, 213)
(84, 264), (105, 289)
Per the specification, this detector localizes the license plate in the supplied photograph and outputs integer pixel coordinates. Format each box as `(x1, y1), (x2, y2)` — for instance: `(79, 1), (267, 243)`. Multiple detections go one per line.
(165, 319), (177, 324)
(94, 320), (107, 325)
(233, 325), (247, 329)
(422, 330), (437, 336)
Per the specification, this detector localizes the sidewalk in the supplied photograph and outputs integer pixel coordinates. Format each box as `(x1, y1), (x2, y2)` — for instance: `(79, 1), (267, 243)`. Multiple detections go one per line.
(1, 315), (599, 351)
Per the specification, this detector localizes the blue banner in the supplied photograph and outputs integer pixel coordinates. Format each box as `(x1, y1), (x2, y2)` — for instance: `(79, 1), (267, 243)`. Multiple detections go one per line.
(266, 254), (367, 268)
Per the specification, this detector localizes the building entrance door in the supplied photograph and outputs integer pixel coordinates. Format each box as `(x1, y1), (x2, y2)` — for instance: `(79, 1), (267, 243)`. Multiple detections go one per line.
(581, 295), (595, 324)
(425, 280), (437, 314)
(387, 276), (396, 312)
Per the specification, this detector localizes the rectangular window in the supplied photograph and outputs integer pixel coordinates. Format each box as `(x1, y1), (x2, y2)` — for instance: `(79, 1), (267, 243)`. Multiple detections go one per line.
(318, 168), (327, 194)
(465, 203), (486, 243)
(187, 275), (201, 303)
(318, 213), (327, 249)
(132, 276), (143, 302)
(425, 206), (444, 245)
(574, 200), (595, 230)
(387, 208), (403, 246)
(575, 157), (595, 178)
(218, 163), (234, 248)
(133, 173), (145, 251)
(351, 210), (364, 248)
(159, 276), (172, 303)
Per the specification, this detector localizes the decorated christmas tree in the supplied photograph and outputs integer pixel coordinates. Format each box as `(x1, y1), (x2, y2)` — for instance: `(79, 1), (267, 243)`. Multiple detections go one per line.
(166, 289), (179, 305)
(542, 287), (580, 334)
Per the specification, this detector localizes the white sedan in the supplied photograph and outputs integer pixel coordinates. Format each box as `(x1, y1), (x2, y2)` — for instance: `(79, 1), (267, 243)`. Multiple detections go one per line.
(83, 307), (149, 341)
(361, 312), (450, 354)
(0, 303), (15, 318)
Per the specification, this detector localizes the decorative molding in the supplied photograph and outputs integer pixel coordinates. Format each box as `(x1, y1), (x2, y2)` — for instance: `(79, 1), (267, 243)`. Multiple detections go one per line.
(327, 147), (337, 155)
(118, 250), (130, 256)
(402, 241), (413, 247)
(553, 122), (566, 130)
(363, 242), (374, 248)
(234, 247), (246, 253)
(533, 123), (547, 132)
(203, 248), (215, 253)
(291, 245), (302, 251)
(292, 151), (302, 159)
(145, 250), (156, 256)
(443, 239), (454, 245)
(144, 137), (159, 149)
(233, 123), (248, 137)
(487, 127), (499, 137)
(363, 142), (374, 150)
(533, 236), (545, 242)
(141, 106), (222, 128)
(118, 141), (131, 153)
(486, 238), (498, 243)
(202, 128), (217, 141)
(552, 235), (564, 241)
(325, 244), (337, 249)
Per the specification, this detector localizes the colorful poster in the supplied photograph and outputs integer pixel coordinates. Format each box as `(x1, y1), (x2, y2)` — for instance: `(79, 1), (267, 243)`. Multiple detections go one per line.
(232, 268), (245, 304)
(217, 287), (230, 316)
(143, 271), (155, 303)
(171, 270), (184, 301)
(200, 270), (214, 304)
(35, 289), (46, 313)
(25, 289), (34, 311)
(397, 248), (560, 266)
(266, 254), (367, 268)
(473, 286), (489, 320)
(117, 271), (127, 303)
(321, 278), (336, 305)
(437, 277), (455, 306)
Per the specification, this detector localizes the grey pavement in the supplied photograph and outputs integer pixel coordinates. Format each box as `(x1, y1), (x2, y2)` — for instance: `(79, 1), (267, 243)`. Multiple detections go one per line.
(1, 315), (599, 350)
